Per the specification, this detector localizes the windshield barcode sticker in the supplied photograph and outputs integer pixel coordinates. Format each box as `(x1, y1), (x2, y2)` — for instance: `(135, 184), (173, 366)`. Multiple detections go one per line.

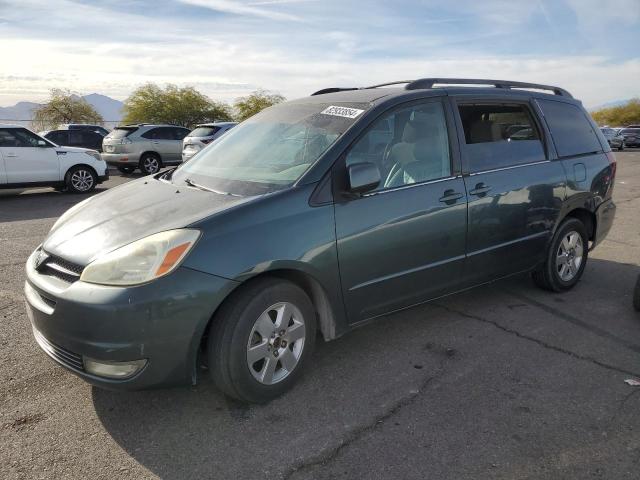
(320, 106), (365, 119)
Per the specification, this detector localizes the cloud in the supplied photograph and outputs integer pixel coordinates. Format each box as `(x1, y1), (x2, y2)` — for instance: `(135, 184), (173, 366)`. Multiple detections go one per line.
(177, 0), (302, 21)
(0, 0), (637, 108)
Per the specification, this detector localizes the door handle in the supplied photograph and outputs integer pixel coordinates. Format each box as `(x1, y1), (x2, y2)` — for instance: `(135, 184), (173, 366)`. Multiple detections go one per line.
(469, 183), (492, 196)
(4, 152), (17, 157)
(439, 189), (464, 204)
(152, 141), (160, 144)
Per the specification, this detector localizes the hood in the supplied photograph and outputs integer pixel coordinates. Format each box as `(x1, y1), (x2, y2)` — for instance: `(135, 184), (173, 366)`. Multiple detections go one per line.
(55, 146), (98, 154)
(43, 176), (253, 265)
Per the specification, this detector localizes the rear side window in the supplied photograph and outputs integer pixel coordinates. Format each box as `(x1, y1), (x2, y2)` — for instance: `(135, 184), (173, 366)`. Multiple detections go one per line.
(537, 99), (602, 157)
(188, 126), (219, 137)
(173, 128), (189, 140)
(47, 131), (68, 145)
(458, 103), (545, 172)
(108, 127), (137, 139)
(142, 127), (179, 140)
(68, 131), (83, 146)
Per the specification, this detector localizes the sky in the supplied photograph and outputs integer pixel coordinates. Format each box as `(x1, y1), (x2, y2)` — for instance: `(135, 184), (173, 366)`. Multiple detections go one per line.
(0, 0), (638, 110)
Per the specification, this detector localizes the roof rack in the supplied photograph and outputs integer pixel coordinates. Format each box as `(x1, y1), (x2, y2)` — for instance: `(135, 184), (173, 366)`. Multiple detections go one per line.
(405, 78), (572, 97)
(311, 78), (572, 98)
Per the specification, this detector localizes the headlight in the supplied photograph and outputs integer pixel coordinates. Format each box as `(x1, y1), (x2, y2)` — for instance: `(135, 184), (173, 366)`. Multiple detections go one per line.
(80, 229), (200, 286)
(85, 150), (102, 162)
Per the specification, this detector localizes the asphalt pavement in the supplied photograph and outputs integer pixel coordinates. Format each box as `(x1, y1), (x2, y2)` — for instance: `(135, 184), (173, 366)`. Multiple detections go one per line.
(1, 153), (640, 479)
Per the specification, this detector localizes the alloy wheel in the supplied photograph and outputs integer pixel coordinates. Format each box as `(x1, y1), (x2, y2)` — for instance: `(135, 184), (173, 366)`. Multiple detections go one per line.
(70, 169), (94, 192)
(246, 302), (306, 385)
(143, 156), (160, 174)
(555, 231), (584, 282)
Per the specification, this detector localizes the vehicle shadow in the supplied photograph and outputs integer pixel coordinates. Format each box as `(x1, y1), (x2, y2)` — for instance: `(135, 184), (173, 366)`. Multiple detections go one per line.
(91, 259), (640, 479)
(0, 169), (144, 223)
(0, 187), (109, 223)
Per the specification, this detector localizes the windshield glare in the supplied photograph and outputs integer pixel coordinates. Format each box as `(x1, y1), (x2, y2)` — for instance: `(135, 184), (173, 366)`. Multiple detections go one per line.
(172, 102), (368, 196)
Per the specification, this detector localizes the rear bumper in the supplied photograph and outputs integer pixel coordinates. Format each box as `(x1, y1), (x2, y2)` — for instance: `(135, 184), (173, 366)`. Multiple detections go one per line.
(102, 152), (141, 166)
(593, 198), (616, 248)
(24, 250), (238, 390)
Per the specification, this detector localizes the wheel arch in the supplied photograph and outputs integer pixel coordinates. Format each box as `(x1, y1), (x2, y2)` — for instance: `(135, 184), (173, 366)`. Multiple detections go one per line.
(196, 268), (340, 374)
(560, 208), (596, 243)
(140, 151), (163, 164)
(64, 163), (98, 181)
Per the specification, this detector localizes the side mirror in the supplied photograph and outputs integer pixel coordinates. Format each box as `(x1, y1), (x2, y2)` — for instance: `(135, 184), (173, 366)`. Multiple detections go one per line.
(37, 140), (48, 147)
(347, 162), (380, 195)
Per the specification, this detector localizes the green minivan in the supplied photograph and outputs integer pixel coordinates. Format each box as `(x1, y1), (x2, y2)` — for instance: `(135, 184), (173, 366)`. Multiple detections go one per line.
(25, 79), (617, 403)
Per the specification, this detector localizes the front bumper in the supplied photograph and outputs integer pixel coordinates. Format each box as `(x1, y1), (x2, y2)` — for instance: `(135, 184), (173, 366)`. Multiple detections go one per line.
(24, 250), (238, 390)
(101, 152), (141, 166)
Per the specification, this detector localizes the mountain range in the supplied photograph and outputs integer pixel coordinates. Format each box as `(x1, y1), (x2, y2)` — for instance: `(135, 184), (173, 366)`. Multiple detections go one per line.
(0, 94), (124, 122)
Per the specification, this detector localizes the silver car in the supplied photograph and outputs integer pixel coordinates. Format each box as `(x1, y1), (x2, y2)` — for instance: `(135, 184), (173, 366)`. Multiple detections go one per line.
(182, 122), (237, 162)
(102, 124), (191, 174)
(600, 127), (625, 151)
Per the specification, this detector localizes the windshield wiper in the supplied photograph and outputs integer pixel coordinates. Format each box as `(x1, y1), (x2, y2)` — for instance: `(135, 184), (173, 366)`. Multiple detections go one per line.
(184, 178), (241, 197)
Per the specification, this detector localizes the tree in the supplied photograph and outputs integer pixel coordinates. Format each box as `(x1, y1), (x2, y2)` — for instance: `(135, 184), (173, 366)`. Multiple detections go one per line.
(591, 98), (640, 126)
(122, 84), (233, 127)
(32, 89), (103, 131)
(234, 89), (285, 122)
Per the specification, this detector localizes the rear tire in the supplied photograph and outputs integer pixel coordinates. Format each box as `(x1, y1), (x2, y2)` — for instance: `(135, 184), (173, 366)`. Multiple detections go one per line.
(139, 153), (161, 175)
(117, 166), (136, 174)
(633, 276), (640, 312)
(208, 277), (316, 404)
(65, 166), (97, 194)
(532, 218), (588, 292)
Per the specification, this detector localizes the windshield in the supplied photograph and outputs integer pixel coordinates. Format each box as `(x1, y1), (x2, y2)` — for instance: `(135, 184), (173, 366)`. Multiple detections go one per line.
(172, 102), (368, 196)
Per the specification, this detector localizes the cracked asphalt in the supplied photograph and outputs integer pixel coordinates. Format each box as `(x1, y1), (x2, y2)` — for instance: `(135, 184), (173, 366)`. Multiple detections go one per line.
(2, 152), (640, 480)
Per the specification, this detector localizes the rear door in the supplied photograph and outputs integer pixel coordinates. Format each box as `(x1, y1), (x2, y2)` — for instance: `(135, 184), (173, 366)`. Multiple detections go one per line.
(452, 97), (566, 285)
(0, 128), (60, 183)
(334, 98), (468, 322)
(142, 127), (185, 162)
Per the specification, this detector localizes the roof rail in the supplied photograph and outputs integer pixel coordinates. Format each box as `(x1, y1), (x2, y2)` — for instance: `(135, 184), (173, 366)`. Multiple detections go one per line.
(405, 78), (572, 97)
(311, 87), (358, 96)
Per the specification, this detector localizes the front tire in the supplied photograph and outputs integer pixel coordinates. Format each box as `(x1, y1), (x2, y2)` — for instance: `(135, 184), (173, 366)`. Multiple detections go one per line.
(532, 218), (588, 292)
(208, 278), (316, 403)
(65, 166), (97, 194)
(633, 276), (640, 312)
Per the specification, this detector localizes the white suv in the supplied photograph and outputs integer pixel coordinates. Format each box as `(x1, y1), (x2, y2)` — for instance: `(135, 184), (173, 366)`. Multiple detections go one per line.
(0, 124), (108, 193)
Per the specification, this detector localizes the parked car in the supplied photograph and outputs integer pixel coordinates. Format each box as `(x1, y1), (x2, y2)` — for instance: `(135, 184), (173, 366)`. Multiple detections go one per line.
(0, 124), (108, 193)
(618, 128), (640, 147)
(600, 127), (625, 150)
(58, 124), (110, 136)
(182, 122), (237, 162)
(41, 129), (106, 152)
(25, 78), (616, 403)
(101, 124), (191, 174)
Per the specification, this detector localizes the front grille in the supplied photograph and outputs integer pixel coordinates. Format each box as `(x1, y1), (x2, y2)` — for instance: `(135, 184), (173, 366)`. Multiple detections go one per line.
(33, 328), (84, 372)
(35, 251), (84, 283)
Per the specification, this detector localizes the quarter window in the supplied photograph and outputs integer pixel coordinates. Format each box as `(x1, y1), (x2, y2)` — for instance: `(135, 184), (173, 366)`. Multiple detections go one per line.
(536, 99), (602, 157)
(345, 101), (451, 191)
(458, 103), (545, 172)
